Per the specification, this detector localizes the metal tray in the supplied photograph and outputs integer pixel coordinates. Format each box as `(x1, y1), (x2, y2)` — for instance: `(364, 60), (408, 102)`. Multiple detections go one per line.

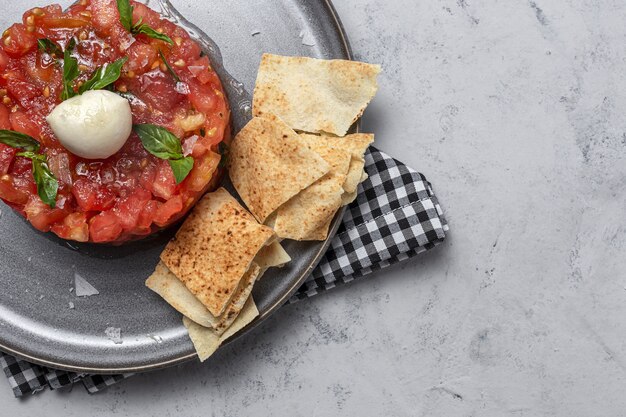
(0, 0), (352, 373)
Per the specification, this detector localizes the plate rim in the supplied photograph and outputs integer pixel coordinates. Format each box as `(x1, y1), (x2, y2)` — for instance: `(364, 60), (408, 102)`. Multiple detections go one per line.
(0, 0), (354, 374)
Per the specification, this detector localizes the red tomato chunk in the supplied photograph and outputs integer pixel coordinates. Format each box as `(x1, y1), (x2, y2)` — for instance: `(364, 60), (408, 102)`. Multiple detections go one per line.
(0, 0), (229, 243)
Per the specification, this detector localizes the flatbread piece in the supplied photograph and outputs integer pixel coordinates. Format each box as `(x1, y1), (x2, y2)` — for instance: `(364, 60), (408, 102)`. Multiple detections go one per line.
(273, 143), (352, 241)
(253, 54), (381, 136)
(147, 241), (290, 330)
(184, 298), (260, 362)
(298, 133), (374, 193)
(228, 116), (330, 222)
(160, 188), (275, 317)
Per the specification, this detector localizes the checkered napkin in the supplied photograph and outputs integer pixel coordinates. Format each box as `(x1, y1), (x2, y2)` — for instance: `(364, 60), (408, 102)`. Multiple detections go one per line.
(1, 147), (448, 398)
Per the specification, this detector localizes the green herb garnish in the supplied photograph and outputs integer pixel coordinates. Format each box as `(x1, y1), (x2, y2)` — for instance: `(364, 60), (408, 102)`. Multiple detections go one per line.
(0, 130), (58, 208)
(116, 0), (134, 31)
(79, 57), (128, 94)
(25, 153), (59, 208)
(37, 38), (63, 57)
(134, 24), (174, 45)
(116, 0), (174, 45)
(133, 124), (194, 184)
(0, 130), (41, 152)
(61, 38), (79, 101)
(158, 49), (180, 82)
(168, 157), (194, 184)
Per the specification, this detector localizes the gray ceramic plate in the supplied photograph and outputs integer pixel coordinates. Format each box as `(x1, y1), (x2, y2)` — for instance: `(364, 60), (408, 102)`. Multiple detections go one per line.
(0, 0), (352, 373)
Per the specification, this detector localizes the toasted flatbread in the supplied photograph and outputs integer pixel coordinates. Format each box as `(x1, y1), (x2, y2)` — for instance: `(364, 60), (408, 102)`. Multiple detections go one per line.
(255, 241), (292, 271)
(146, 241), (290, 331)
(160, 188), (275, 317)
(210, 263), (260, 334)
(184, 297), (260, 362)
(253, 54), (381, 136)
(304, 216), (335, 242)
(228, 116), (330, 223)
(298, 133), (373, 194)
(146, 262), (218, 328)
(273, 144), (352, 241)
(146, 261), (260, 334)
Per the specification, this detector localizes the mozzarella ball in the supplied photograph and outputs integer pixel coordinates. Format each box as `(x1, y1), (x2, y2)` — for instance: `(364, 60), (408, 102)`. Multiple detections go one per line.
(46, 90), (133, 159)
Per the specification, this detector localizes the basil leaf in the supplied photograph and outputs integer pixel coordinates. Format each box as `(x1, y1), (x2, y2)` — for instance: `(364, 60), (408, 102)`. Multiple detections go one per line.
(117, 0), (173, 45)
(169, 157), (194, 184)
(38, 38), (62, 57)
(79, 57), (128, 94)
(61, 38), (79, 101)
(133, 124), (184, 159)
(116, 0), (134, 32)
(14, 151), (58, 208)
(133, 24), (174, 45)
(158, 49), (180, 82)
(32, 156), (59, 208)
(134, 125), (194, 183)
(0, 130), (41, 152)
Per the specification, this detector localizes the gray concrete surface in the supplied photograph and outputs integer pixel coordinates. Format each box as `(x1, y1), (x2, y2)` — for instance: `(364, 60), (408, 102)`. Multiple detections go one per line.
(3, 0), (626, 415)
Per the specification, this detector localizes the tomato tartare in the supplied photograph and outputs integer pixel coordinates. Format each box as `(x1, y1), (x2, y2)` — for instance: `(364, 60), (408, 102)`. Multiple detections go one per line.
(0, 0), (230, 243)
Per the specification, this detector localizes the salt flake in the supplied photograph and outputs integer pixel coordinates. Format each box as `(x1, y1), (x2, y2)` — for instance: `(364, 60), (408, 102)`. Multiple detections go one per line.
(74, 273), (99, 297)
(105, 327), (122, 344)
(299, 28), (316, 47)
(301, 32), (316, 46)
(175, 82), (190, 95)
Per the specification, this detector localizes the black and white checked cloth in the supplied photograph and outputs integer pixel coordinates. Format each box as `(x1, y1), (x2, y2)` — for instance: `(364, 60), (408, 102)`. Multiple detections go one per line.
(1, 147), (448, 398)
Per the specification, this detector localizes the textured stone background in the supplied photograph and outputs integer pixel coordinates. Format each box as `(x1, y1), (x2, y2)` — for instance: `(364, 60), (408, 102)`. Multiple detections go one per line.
(4, 0), (626, 415)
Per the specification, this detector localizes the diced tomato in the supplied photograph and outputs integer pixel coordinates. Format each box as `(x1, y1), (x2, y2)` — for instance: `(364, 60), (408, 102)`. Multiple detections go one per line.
(113, 187), (151, 231)
(47, 153), (73, 187)
(1, 24), (37, 57)
(185, 152), (220, 192)
(89, 211), (123, 242)
(202, 116), (228, 147)
(0, 145), (16, 176)
(72, 179), (116, 211)
(9, 110), (41, 139)
(138, 161), (156, 191)
(188, 57), (213, 84)
(151, 160), (177, 200)
(131, 2), (162, 30)
(51, 212), (89, 242)
(136, 199), (158, 232)
(187, 78), (217, 114)
(41, 18), (89, 29)
(22, 53), (55, 84)
(90, 0), (121, 36)
(126, 42), (157, 74)
(0, 175), (30, 204)
(0, 104), (11, 129)
(11, 156), (33, 176)
(135, 73), (185, 112)
(153, 194), (183, 227)
(23, 196), (67, 232)
(0, 49), (9, 72)
(170, 38), (201, 64)
(11, 157), (33, 178)
(23, 5), (63, 24)
(7, 77), (40, 109)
